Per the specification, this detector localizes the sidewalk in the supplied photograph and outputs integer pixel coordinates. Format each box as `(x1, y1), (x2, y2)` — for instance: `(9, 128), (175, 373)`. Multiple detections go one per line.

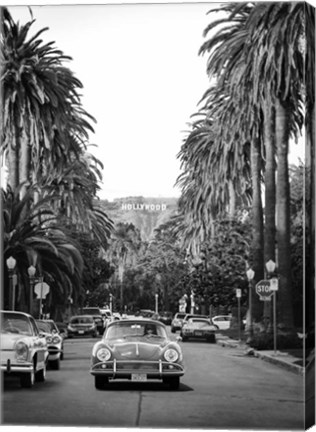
(216, 334), (305, 375)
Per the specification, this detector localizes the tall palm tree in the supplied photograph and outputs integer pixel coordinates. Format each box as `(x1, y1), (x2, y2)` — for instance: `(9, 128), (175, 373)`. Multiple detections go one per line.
(2, 185), (83, 313)
(1, 8), (95, 197)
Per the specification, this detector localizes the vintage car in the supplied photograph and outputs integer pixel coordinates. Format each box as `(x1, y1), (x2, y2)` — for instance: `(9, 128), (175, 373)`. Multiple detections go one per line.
(36, 319), (64, 369)
(1, 310), (49, 388)
(180, 317), (217, 343)
(90, 319), (185, 390)
(211, 315), (232, 330)
(171, 312), (186, 333)
(67, 315), (98, 338)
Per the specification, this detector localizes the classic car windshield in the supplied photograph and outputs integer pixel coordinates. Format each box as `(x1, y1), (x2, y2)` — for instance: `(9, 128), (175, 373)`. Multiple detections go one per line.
(36, 320), (57, 333)
(1, 312), (33, 336)
(70, 316), (93, 325)
(106, 322), (167, 339)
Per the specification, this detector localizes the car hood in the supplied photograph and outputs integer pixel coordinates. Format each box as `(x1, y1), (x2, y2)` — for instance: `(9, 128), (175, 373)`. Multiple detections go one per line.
(1, 333), (30, 350)
(108, 338), (168, 360)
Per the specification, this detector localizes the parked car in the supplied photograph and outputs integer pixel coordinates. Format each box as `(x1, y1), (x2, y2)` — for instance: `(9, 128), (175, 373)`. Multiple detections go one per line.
(181, 313), (210, 330)
(171, 312), (186, 333)
(36, 319), (64, 369)
(180, 317), (217, 343)
(139, 309), (155, 318)
(159, 311), (173, 326)
(211, 315), (232, 330)
(1, 310), (49, 388)
(90, 318), (185, 390)
(82, 308), (105, 335)
(67, 315), (98, 338)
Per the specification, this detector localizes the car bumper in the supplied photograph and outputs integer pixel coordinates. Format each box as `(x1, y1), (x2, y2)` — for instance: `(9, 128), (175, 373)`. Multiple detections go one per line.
(182, 331), (215, 339)
(47, 345), (62, 360)
(68, 329), (96, 337)
(1, 359), (33, 374)
(90, 359), (184, 379)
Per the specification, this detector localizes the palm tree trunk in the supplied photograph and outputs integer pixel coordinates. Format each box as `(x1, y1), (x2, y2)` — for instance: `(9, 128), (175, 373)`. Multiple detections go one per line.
(250, 137), (264, 322)
(263, 102), (276, 330)
(275, 98), (294, 330)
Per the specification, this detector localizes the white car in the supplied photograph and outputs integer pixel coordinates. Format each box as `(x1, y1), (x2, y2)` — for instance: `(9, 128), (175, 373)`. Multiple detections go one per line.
(1, 310), (49, 388)
(211, 315), (232, 330)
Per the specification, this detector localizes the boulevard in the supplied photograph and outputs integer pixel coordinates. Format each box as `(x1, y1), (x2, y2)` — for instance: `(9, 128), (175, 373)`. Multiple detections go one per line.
(2, 331), (304, 430)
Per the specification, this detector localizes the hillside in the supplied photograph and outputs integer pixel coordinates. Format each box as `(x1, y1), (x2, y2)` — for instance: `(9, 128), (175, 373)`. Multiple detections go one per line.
(99, 196), (179, 241)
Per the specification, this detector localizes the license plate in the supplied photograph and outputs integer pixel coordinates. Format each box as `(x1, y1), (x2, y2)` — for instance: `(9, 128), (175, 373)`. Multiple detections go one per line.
(78, 330), (84, 334)
(132, 374), (147, 382)
(195, 331), (203, 336)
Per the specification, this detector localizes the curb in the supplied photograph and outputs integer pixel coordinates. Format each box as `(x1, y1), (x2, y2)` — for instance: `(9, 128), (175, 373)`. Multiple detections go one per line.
(217, 338), (305, 375)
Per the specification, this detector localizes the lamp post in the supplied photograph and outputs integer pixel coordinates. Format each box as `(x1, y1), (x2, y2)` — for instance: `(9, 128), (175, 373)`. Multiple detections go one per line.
(190, 291), (195, 314)
(246, 268), (255, 341)
(6, 256), (16, 310)
(109, 294), (113, 313)
(265, 259), (277, 355)
(155, 293), (159, 314)
(27, 265), (36, 316)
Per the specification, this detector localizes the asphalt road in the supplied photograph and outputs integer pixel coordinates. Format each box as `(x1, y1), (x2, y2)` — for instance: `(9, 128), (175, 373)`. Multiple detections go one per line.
(2, 330), (304, 430)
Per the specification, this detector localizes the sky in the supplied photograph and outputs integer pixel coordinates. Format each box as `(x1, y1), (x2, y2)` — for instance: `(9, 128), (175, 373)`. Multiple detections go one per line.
(7, 0), (304, 202)
(9, 2), (217, 201)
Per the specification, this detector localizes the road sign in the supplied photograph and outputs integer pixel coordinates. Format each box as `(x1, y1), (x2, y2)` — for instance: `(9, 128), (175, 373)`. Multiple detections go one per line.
(270, 277), (279, 291)
(236, 288), (242, 298)
(255, 280), (273, 301)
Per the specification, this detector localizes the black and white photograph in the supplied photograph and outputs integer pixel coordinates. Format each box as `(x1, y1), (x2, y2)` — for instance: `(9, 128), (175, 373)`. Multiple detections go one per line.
(1, 1), (315, 431)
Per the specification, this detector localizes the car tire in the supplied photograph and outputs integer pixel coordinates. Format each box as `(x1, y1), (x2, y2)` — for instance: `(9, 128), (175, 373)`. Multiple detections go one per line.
(35, 362), (47, 382)
(60, 350), (64, 360)
(171, 327), (176, 333)
(20, 364), (35, 388)
(207, 335), (216, 343)
(95, 376), (109, 390)
(50, 358), (60, 370)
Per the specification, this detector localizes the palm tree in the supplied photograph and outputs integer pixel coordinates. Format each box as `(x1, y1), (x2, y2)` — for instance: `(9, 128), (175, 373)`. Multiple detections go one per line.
(1, 8), (95, 197)
(2, 185), (83, 313)
(107, 223), (142, 311)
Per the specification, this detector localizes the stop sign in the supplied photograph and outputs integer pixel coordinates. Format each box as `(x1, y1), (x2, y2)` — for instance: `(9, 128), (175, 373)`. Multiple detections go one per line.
(255, 280), (274, 301)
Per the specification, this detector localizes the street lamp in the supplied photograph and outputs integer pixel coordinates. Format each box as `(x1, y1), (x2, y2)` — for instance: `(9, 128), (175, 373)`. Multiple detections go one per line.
(155, 293), (159, 314)
(246, 268), (255, 341)
(265, 260), (278, 355)
(190, 291), (195, 314)
(6, 256), (16, 310)
(27, 265), (36, 316)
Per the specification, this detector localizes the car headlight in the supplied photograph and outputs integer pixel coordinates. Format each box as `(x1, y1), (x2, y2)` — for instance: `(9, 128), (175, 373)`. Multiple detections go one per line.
(96, 348), (111, 361)
(52, 336), (61, 344)
(164, 348), (179, 363)
(46, 336), (53, 343)
(15, 341), (28, 362)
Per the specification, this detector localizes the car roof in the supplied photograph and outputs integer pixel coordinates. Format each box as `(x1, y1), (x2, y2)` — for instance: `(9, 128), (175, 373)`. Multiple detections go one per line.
(70, 314), (94, 319)
(1, 310), (32, 318)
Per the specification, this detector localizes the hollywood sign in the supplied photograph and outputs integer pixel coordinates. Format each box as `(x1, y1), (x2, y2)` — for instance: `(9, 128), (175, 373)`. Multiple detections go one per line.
(121, 203), (167, 211)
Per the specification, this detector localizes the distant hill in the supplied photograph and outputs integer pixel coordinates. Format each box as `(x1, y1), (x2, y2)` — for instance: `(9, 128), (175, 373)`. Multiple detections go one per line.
(99, 196), (179, 241)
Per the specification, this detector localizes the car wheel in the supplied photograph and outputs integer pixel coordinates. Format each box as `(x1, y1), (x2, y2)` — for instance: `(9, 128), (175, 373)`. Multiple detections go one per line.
(207, 335), (216, 343)
(50, 358), (60, 370)
(20, 365), (35, 388)
(95, 376), (109, 390)
(171, 327), (176, 333)
(60, 350), (64, 360)
(35, 361), (47, 382)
